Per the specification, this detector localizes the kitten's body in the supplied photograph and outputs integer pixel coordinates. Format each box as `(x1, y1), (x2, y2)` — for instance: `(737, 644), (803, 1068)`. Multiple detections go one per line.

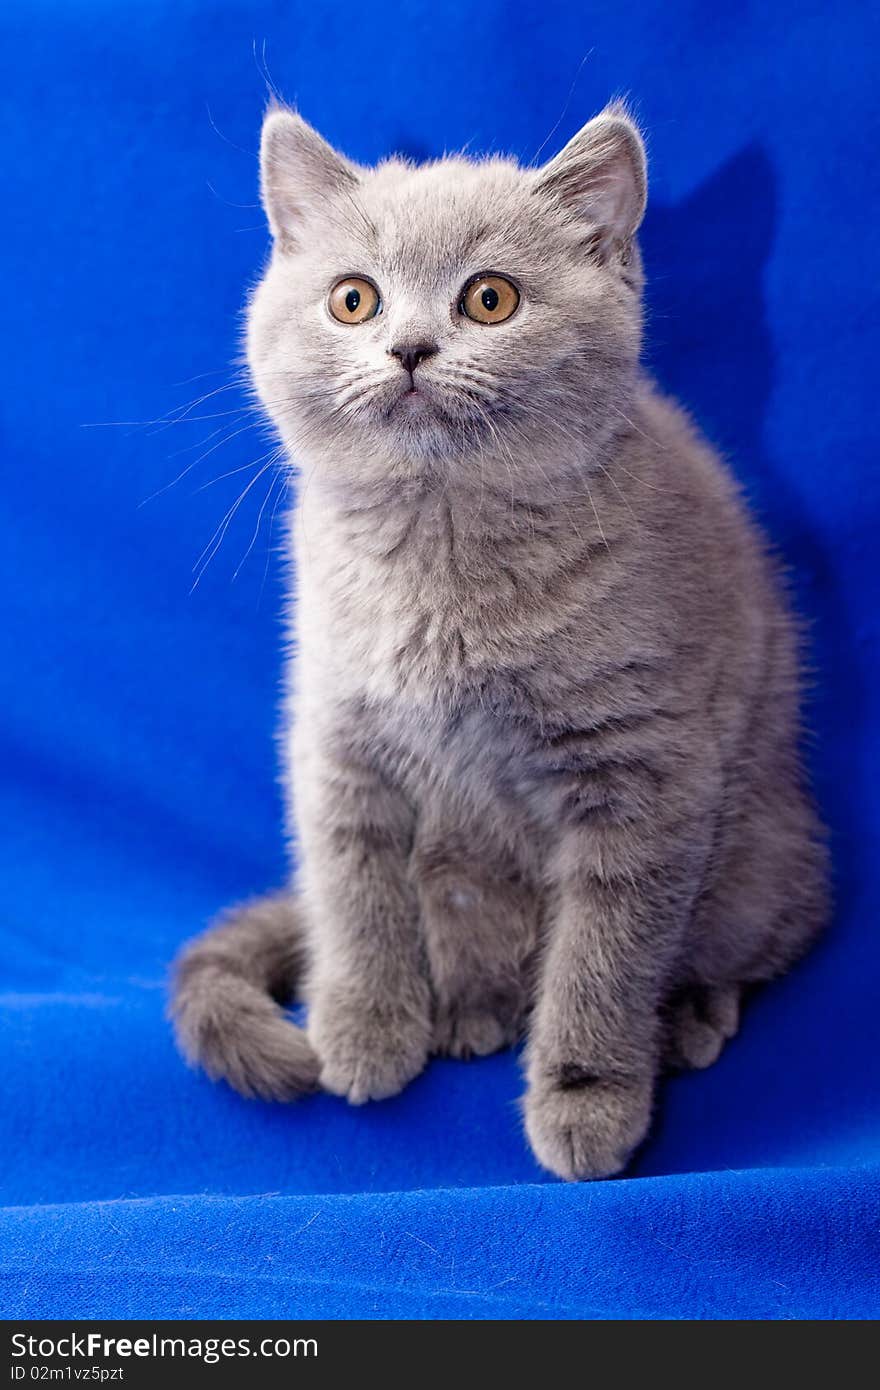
(172, 107), (828, 1178)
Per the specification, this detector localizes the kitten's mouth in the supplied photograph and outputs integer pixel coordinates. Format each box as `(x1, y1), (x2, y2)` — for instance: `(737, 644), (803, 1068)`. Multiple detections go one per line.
(385, 381), (436, 418)
(373, 375), (481, 443)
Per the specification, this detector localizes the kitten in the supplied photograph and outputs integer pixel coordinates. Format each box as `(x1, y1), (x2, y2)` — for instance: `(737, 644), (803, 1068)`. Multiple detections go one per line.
(170, 104), (829, 1180)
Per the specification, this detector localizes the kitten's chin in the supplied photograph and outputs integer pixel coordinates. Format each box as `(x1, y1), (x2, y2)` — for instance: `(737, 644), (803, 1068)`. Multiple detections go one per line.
(379, 386), (458, 457)
(388, 415), (455, 460)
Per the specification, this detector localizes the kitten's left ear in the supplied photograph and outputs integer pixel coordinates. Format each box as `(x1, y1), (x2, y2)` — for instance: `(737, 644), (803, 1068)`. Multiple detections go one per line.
(535, 105), (647, 257)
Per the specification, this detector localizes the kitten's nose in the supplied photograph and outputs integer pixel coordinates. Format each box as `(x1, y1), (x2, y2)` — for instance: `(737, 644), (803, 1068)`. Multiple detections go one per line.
(389, 341), (438, 376)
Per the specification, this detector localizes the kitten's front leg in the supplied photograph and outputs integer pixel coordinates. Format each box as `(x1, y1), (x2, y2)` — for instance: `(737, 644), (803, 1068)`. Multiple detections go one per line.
(300, 738), (431, 1104)
(525, 829), (698, 1180)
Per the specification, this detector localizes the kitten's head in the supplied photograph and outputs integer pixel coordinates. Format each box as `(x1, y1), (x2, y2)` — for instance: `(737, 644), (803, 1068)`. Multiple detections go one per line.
(247, 104), (647, 494)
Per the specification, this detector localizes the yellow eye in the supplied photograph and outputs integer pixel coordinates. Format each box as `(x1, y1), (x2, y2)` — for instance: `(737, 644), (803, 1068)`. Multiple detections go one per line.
(328, 277), (381, 324)
(460, 274), (519, 324)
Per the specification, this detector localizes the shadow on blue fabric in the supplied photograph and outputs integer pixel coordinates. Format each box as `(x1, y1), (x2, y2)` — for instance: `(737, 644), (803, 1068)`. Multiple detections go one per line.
(1, 0), (878, 1319)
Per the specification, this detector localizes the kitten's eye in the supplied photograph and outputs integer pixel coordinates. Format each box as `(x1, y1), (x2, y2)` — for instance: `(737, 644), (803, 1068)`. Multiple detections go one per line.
(460, 274), (519, 325)
(328, 277), (381, 324)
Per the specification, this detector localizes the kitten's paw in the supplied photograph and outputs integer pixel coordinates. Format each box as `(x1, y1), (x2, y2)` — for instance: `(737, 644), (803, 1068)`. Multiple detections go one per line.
(311, 988), (431, 1104)
(432, 1004), (514, 1059)
(524, 1071), (653, 1181)
(664, 985), (741, 1071)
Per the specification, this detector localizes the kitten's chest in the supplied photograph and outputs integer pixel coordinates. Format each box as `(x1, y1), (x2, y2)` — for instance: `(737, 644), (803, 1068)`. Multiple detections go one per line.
(296, 492), (596, 703)
(380, 692), (547, 843)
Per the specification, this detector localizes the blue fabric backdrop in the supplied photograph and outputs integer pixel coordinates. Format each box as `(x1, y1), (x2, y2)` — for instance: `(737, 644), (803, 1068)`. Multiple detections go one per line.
(1, 0), (878, 1320)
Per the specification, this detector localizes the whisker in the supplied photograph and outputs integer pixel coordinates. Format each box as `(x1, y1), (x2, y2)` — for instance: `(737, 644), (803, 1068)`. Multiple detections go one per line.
(191, 460), (275, 591)
(257, 476), (290, 611)
(194, 454), (274, 492)
(233, 468), (283, 581)
(138, 418), (265, 506)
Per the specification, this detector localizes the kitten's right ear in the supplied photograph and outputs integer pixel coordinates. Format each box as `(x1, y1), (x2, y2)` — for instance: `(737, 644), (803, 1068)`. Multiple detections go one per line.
(260, 107), (360, 249)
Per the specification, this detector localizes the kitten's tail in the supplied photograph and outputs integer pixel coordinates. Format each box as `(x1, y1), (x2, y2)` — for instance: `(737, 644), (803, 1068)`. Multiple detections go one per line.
(169, 891), (320, 1101)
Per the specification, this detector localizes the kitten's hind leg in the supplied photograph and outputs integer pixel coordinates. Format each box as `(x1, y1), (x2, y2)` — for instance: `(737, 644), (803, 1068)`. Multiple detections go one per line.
(431, 1002), (513, 1060)
(662, 983), (741, 1071)
(667, 775), (829, 1075)
(413, 835), (538, 1062)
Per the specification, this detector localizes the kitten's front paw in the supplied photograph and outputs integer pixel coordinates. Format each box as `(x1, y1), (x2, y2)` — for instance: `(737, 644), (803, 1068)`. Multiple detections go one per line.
(524, 1070), (654, 1180)
(311, 986), (431, 1104)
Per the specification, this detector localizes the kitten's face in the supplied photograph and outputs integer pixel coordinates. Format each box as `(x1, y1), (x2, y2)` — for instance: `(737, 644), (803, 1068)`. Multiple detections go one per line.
(248, 108), (646, 494)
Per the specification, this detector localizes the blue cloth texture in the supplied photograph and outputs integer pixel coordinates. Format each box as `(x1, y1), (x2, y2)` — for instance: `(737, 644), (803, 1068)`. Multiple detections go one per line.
(1, 0), (878, 1321)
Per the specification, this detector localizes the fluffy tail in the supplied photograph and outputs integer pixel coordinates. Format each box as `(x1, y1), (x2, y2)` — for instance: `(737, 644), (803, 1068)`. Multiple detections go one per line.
(169, 891), (320, 1100)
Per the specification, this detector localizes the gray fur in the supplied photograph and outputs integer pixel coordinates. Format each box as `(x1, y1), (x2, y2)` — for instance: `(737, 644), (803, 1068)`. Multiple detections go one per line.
(171, 893), (319, 1100)
(170, 105), (829, 1179)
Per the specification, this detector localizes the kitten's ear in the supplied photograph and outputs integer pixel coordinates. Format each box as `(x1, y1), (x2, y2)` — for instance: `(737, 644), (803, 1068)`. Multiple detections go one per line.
(260, 107), (360, 248)
(535, 105), (647, 257)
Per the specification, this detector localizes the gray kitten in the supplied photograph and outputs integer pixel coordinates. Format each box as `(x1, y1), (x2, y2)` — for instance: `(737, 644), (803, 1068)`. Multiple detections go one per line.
(171, 104), (829, 1179)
